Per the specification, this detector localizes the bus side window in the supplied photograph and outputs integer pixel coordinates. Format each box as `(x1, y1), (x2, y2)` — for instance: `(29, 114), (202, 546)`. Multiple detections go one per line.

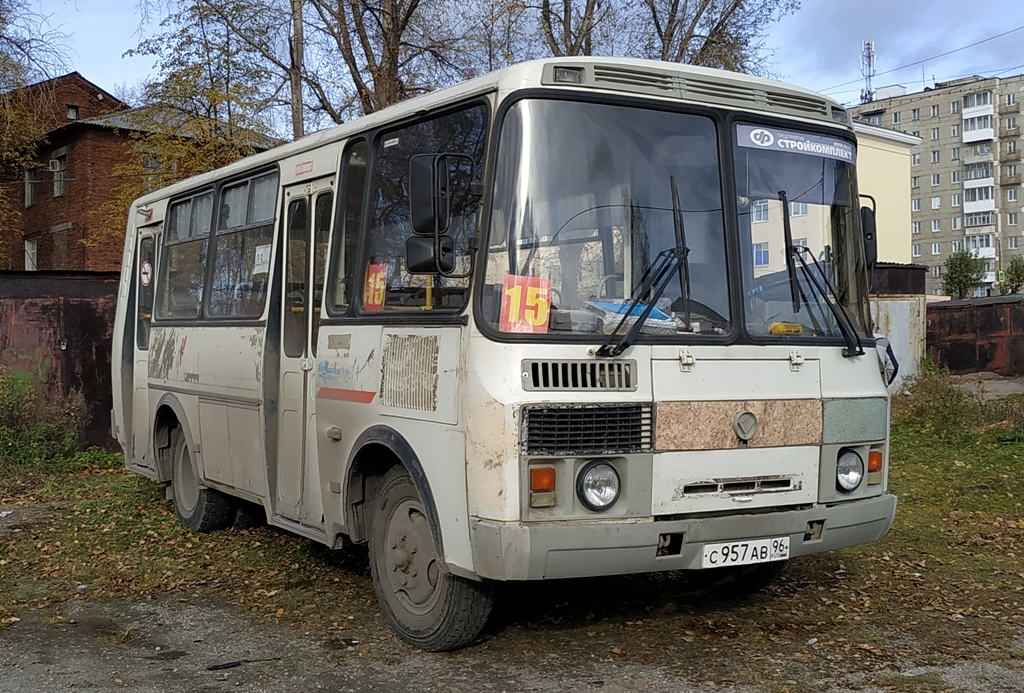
(284, 197), (308, 358)
(137, 236), (155, 349)
(157, 192), (212, 319)
(331, 140), (368, 312)
(311, 191), (332, 353)
(208, 171), (278, 318)
(363, 104), (488, 311)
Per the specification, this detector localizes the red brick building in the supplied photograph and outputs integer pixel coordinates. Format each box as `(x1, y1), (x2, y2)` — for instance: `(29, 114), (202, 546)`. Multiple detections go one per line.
(13, 73), (130, 271)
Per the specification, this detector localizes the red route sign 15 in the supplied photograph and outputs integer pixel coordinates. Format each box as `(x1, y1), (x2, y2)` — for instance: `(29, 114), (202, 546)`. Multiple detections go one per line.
(499, 275), (551, 333)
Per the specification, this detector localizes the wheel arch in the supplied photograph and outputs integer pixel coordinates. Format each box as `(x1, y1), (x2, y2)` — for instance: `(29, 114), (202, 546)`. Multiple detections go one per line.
(344, 425), (443, 558)
(151, 392), (197, 484)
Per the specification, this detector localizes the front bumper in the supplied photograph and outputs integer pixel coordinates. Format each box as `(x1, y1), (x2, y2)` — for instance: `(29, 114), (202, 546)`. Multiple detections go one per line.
(469, 493), (896, 580)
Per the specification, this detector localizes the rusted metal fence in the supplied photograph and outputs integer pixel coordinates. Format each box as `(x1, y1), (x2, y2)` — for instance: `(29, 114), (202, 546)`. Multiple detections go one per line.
(927, 295), (1024, 376)
(0, 271), (119, 448)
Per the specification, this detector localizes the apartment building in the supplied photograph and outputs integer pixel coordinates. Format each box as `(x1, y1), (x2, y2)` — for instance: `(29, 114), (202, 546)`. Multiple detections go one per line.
(851, 74), (1024, 296)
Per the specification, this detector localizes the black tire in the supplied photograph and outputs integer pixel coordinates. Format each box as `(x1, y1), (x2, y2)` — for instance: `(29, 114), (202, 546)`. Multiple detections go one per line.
(368, 466), (493, 651)
(170, 427), (235, 533)
(234, 499), (267, 529)
(686, 560), (787, 598)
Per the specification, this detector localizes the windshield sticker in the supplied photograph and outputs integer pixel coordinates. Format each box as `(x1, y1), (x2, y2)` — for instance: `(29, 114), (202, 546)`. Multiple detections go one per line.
(363, 263), (389, 312)
(500, 275), (551, 334)
(736, 124), (855, 164)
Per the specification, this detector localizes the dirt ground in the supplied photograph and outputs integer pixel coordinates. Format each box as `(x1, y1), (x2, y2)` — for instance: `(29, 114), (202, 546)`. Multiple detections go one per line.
(949, 371), (1024, 400)
(2, 588), (1024, 693)
(2, 494), (1023, 693)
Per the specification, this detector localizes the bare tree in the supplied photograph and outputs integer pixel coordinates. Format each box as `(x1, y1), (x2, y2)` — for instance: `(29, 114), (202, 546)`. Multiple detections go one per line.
(635, 0), (798, 73)
(538, 0), (621, 56)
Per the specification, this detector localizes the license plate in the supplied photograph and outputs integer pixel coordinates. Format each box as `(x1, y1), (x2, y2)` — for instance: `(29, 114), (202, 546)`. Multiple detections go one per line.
(701, 536), (789, 568)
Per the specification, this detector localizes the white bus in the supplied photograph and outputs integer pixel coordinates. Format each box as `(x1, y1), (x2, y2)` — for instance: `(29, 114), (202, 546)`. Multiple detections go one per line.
(112, 58), (896, 651)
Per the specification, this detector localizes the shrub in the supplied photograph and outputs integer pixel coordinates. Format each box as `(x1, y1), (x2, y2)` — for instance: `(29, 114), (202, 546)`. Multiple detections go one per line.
(0, 366), (85, 472)
(891, 361), (981, 440)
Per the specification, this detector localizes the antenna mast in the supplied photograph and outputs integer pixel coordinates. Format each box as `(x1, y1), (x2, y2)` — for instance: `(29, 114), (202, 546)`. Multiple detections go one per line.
(860, 40), (876, 104)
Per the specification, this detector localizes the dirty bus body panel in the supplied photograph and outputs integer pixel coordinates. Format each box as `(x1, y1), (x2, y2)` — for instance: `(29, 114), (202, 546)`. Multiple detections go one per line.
(112, 57), (895, 652)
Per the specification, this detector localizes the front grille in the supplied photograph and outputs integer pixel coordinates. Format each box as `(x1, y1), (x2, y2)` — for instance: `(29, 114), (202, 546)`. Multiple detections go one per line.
(682, 477), (795, 496)
(522, 403), (653, 456)
(522, 359), (636, 392)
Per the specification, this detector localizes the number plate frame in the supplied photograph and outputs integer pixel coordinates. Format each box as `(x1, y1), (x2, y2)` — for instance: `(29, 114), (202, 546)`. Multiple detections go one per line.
(701, 536), (790, 568)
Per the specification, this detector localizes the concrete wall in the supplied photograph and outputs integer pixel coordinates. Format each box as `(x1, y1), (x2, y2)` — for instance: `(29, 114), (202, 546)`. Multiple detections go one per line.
(927, 295), (1024, 376)
(872, 295), (927, 390)
(855, 123), (920, 266)
(0, 271), (118, 448)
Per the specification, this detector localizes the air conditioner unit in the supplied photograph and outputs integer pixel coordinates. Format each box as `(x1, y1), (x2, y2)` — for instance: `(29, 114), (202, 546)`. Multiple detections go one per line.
(47, 159), (62, 172)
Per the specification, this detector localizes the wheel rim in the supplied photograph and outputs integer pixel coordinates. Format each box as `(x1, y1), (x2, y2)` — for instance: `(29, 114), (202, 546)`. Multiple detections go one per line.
(382, 497), (442, 615)
(173, 437), (200, 513)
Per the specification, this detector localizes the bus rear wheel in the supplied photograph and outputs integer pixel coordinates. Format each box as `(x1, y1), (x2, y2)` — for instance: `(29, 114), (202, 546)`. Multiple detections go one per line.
(170, 427), (235, 533)
(368, 466), (493, 651)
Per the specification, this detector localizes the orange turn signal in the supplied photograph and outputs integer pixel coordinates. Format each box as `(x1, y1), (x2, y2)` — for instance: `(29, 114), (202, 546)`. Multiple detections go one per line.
(530, 467), (556, 492)
(868, 450), (883, 473)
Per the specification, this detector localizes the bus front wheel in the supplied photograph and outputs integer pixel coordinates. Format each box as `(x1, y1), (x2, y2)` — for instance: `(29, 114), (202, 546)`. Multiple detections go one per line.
(170, 427), (235, 533)
(368, 466), (493, 651)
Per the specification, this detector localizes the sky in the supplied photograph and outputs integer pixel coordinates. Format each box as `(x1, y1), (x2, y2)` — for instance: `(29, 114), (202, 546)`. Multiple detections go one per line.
(34, 0), (1024, 108)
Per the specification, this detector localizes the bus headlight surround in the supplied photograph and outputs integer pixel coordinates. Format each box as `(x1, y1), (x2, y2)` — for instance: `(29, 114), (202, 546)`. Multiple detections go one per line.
(836, 449), (865, 493)
(576, 459), (621, 511)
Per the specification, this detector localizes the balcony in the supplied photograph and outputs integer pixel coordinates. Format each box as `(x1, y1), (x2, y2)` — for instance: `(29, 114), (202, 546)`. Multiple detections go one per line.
(964, 151), (995, 165)
(963, 128), (995, 144)
(1001, 126), (1021, 138)
(1001, 150), (1021, 163)
(1002, 175), (1021, 186)
(999, 102), (1020, 115)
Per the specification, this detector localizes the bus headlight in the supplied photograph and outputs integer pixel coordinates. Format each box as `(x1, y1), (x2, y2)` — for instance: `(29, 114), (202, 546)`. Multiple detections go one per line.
(576, 460), (620, 511)
(836, 449), (865, 493)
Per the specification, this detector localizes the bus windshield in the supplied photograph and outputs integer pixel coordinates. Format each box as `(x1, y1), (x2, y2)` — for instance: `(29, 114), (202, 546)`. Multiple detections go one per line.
(482, 99), (731, 338)
(734, 123), (871, 341)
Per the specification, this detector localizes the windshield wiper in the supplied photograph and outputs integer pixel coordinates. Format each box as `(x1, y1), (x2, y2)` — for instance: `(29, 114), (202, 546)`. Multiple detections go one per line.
(778, 190), (802, 314)
(777, 191), (864, 358)
(595, 246), (689, 358)
(670, 176), (692, 327)
(792, 247), (865, 357)
(778, 190), (868, 356)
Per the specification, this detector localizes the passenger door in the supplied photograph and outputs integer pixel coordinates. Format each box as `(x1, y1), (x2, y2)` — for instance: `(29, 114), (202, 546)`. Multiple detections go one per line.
(276, 178), (334, 523)
(129, 227), (157, 473)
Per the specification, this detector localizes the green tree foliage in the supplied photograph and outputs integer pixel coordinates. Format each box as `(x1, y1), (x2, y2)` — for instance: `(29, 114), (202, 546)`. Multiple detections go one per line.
(941, 249), (987, 300)
(94, 1), (279, 244)
(1000, 255), (1024, 295)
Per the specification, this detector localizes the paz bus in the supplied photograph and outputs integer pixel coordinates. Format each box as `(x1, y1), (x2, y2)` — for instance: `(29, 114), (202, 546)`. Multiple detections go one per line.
(112, 57), (896, 651)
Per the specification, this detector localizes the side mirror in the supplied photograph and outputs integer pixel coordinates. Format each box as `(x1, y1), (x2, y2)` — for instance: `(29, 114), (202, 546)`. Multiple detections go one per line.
(410, 155), (449, 235)
(406, 235), (455, 274)
(860, 205), (877, 270)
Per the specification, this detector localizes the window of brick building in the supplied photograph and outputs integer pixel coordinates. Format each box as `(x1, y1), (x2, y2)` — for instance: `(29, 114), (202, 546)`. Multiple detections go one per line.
(51, 147), (67, 197)
(24, 170), (35, 207)
(24, 239), (37, 271)
(66, 105), (78, 120)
